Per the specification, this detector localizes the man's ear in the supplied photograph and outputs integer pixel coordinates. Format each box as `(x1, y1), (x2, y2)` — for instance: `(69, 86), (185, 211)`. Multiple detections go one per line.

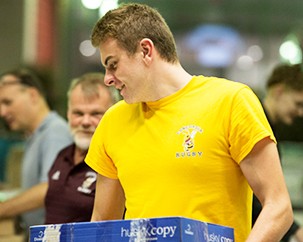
(28, 87), (40, 102)
(139, 38), (154, 63)
(272, 83), (286, 98)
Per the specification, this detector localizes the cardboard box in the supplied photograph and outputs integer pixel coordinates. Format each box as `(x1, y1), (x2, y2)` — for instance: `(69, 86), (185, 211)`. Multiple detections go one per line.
(29, 216), (234, 242)
(0, 234), (24, 242)
(0, 218), (15, 236)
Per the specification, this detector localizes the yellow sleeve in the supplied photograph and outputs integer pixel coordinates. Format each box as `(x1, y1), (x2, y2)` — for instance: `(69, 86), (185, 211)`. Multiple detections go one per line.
(85, 111), (118, 179)
(229, 86), (276, 163)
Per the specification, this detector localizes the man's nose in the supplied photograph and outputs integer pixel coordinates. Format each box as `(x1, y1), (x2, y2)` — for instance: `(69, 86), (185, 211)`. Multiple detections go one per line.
(104, 72), (115, 86)
(81, 114), (93, 126)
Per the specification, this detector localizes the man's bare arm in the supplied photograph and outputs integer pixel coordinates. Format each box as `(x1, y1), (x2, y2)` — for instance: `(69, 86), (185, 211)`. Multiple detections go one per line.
(0, 182), (48, 219)
(241, 137), (293, 241)
(91, 174), (125, 221)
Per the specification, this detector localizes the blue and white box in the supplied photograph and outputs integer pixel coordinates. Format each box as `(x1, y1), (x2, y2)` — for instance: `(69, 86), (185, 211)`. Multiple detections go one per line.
(30, 216), (234, 242)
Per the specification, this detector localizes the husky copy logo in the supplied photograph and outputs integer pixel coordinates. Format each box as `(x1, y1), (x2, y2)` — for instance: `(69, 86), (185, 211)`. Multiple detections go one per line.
(206, 233), (234, 242)
(121, 219), (177, 241)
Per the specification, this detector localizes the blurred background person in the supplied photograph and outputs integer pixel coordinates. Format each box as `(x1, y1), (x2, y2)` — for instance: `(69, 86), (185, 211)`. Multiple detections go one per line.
(0, 68), (73, 230)
(253, 63), (303, 242)
(45, 72), (119, 223)
(262, 63), (303, 126)
(0, 72), (119, 226)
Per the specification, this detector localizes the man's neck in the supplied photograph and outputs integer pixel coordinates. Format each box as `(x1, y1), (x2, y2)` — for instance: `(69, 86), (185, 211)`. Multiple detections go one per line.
(26, 106), (50, 135)
(74, 147), (87, 165)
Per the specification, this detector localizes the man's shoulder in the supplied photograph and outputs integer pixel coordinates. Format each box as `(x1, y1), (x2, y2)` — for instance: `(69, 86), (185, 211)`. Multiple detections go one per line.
(195, 75), (247, 88)
(47, 111), (68, 124)
(37, 112), (72, 142)
(56, 143), (75, 158)
(43, 112), (69, 130)
(193, 75), (250, 97)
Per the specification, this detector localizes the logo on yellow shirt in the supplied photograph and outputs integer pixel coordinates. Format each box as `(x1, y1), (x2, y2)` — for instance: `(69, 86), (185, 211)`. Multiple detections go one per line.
(176, 125), (203, 158)
(177, 125), (202, 152)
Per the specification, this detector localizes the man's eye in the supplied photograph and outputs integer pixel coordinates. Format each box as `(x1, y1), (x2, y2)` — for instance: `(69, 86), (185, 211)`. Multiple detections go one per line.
(109, 62), (117, 70)
(93, 112), (104, 116)
(3, 100), (12, 105)
(295, 102), (303, 108)
(73, 112), (83, 116)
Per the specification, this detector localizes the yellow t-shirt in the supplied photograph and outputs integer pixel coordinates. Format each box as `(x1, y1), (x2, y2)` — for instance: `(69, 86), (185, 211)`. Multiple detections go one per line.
(85, 75), (275, 241)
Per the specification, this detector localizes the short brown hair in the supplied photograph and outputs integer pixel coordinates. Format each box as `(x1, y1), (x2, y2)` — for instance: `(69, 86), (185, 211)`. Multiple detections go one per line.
(67, 72), (120, 104)
(0, 67), (47, 97)
(267, 63), (303, 90)
(91, 3), (178, 63)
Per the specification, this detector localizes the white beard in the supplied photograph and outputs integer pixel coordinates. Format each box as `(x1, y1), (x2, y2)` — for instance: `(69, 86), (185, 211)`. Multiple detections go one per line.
(73, 134), (92, 150)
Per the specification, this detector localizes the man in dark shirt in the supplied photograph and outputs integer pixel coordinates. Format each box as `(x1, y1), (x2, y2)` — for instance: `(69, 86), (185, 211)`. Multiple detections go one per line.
(0, 72), (119, 224)
(45, 144), (96, 223)
(45, 72), (119, 223)
(253, 63), (303, 242)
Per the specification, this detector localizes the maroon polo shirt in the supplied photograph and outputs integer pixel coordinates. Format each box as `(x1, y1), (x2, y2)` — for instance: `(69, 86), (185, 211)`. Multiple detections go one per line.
(45, 144), (96, 224)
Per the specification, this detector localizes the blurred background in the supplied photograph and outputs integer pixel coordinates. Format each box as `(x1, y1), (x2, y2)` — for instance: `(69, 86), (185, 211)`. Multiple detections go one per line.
(0, 0), (303, 229)
(1, 0), (303, 112)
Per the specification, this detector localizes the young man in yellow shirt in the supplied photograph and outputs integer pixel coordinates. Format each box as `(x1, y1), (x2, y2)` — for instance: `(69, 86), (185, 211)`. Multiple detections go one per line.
(85, 3), (293, 241)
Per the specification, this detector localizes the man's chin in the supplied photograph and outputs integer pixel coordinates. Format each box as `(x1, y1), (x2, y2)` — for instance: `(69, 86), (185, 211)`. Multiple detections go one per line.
(282, 118), (293, 126)
(7, 124), (18, 131)
(74, 136), (92, 150)
(72, 131), (92, 138)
